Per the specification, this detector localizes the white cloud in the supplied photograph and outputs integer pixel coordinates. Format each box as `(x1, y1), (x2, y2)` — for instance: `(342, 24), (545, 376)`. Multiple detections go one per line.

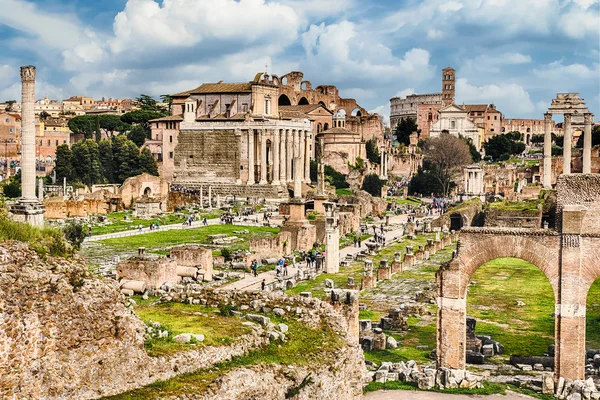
(456, 78), (537, 116)
(462, 52), (532, 74)
(532, 60), (600, 81)
(301, 21), (435, 85)
(394, 88), (416, 98)
(369, 104), (390, 127)
(0, 80), (66, 102)
(110, 0), (300, 54)
(0, 64), (18, 91)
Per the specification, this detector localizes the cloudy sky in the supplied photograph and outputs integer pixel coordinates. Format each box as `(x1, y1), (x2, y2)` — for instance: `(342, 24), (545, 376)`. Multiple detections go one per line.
(0, 0), (598, 124)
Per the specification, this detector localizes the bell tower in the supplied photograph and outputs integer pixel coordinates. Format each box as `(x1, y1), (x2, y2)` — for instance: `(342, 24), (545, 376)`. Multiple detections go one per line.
(442, 67), (456, 106)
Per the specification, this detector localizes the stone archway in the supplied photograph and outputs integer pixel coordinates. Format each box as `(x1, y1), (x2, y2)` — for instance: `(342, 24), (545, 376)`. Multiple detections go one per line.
(143, 187), (152, 197)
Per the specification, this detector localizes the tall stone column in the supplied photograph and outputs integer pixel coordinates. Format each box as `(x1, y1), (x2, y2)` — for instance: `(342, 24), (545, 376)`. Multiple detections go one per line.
(208, 185), (212, 208)
(293, 130), (302, 198)
(543, 113), (553, 188)
(20, 66), (36, 201)
(272, 128), (280, 185)
(200, 185), (204, 208)
(280, 129), (287, 183)
(304, 131), (311, 183)
(37, 178), (43, 202)
(317, 136), (326, 196)
(583, 113), (593, 174)
(298, 129), (305, 183)
(563, 114), (572, 175)
(11, 65), (44, 227)
(247, 130), (255, 185)
(259, 129), (267, 184)
(324, 202), (340, 274)
(286, 129), (293, 183)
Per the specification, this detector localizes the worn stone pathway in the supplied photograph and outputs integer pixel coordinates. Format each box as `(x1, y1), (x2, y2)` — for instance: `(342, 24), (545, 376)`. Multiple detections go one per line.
(86, 212), (278, 242)
(220, 214), (411, 292)
(363, 389), (536, 400)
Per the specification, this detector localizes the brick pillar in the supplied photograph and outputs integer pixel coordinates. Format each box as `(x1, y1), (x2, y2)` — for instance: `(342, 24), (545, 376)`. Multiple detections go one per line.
(259, 128), (267, 184)
(583, 113), (593, 174)
(555, 217), (587, 380)
(272, 128), (280, 185)
(247, 130), (255, 185)
(304, 130), (311, 183)
(436, 267), (466, 369)
(563, 114), (572, 175)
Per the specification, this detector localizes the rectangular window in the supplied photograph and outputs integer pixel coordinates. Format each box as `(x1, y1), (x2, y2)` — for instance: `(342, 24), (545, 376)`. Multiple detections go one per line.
(55, 140), (58, 146)
(494, 116), (497, 120)
(487, 116), (490, 120)
(169, 135), (173, 143)
(169, 151), (173, 159)
(450, 120), (456, 129)
(47, 140), (50, 146)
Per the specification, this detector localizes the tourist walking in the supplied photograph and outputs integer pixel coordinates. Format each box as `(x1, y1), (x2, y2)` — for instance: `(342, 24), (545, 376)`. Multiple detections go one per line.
(251, 260), (258, 277)
(261, 279), (266, 291)
(283, 262), (288, 277)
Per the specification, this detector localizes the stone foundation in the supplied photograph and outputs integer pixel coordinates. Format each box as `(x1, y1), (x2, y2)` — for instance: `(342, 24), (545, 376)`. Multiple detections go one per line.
(169, 246), (214, 281)
(116, 257), (179, 290)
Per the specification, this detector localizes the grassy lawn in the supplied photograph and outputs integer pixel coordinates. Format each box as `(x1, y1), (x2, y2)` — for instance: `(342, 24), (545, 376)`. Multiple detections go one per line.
(101, 314), (343, 399)
(467, 258), (555, 356)
(133, 298), (253, 356)
(588, 277), (600, 349)
(90, 210), (222, 236)
(99, 224), (279, 252)
(487, 200), (540, 212)
(336, 188), (353, 195)
(393, 196), (422, 206)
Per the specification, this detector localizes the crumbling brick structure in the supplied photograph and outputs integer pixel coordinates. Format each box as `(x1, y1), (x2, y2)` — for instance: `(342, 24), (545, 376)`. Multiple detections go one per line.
(436, 174), (600, 381)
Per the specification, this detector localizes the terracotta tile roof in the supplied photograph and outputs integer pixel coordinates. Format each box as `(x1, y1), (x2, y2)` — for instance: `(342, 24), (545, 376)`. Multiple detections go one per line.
(149, 114), (184, 122)
(172, 82), (253, 97)
(279, 104), (332, 114)
(322, 127), (356, 134)
(464, 104), (489, 113)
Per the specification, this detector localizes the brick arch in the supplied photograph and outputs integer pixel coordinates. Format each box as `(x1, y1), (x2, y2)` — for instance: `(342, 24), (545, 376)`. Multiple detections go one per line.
(454, 231), (561, 299)
(582, 239), (600, 295)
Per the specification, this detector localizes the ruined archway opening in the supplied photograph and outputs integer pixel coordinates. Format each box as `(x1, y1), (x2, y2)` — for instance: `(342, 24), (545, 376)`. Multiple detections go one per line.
(450, 213), (463, 231)
(466, 257), (555, 366)
(587, 277), (600, 352)
(298, 97), (309, 105)
(143, 187), (152, 197)
(278, 94), (291, 106)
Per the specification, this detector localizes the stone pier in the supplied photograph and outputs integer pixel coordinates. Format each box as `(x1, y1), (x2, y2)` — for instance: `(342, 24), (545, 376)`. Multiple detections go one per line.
(11, 65), (44, 227)
(324, 202), (340, 274)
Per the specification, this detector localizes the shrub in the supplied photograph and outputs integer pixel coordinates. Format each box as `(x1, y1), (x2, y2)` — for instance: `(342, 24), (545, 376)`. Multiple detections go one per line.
(0, 216), (72, 257)
(63, 221), (87, 249)
(362, 173), (384, 197)
(220, 247), (232, 261)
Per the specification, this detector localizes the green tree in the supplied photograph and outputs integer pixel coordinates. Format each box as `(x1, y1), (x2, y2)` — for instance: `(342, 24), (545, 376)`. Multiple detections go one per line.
(531, 134), (545, 144)
(54, 144), (74, 182)
(365, 139), (380, 164)
(121, 110), (165, 134)
(483, 134), (526, 161)
(68, 115), (94, 139)
(98, 114), (125, 137)
(63, 221), (86, 249)
(98, 139), (115, 183)
(505, 131), (523, 141)
(4, 100), (16, 112)
(127, 125), (148, 147)
(112, 135), (141, 183)
(1, 170), (21, 198)
(408, 167), (444, 196)
(95, 116), (102, 142)
(39, 111), (50, 121)
(160, 94), (173, 114)
(462, 137), (481, 162)
(394, 117), (420, 146)
(361, 173), (384, 197)
(138, 147), (159, 176)
(136, 94), (159, 111)
(576, 125), (600, 148)
(422, 134), (472, 197)
(71, 139), (102, 186)
(324, 165), (349, 189)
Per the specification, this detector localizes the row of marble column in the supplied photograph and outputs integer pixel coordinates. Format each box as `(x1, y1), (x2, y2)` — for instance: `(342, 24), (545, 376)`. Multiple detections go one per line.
(246, 128), (311, 186)
(543, 112), (594, 188)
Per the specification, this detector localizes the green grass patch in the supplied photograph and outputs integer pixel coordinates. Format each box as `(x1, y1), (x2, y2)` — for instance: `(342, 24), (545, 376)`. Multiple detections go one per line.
(99, 224), (279, 253)
(101, 318), (343, 399)
(134, 301), (252, 356)
(467, 258), (555, 356)
(488, 200), (540, 211)
(587, 277), (600, 349)
(336, 188), (353, 196)
(364, 380), (508, 396)
(90, 211), (222, 236)
(0, 216), (71, 257)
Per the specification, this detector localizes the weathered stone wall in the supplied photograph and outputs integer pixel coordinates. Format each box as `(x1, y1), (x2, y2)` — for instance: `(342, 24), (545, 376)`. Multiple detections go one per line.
(249, 231), (292, 260)
(43, 198), (112, 219)
(484, 208), (542, 228)
(174, 129), (241, 183)
(116, 257), (180, 290)
(168, 185), (286, 210)
(432, 198), (483, 229)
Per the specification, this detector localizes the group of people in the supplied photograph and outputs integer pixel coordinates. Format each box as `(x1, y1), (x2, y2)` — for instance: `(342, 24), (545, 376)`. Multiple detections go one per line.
(149, 221), (161, 230)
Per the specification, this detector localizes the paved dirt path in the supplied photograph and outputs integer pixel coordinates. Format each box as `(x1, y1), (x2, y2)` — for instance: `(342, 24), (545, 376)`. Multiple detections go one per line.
(364, 390), (536, 400)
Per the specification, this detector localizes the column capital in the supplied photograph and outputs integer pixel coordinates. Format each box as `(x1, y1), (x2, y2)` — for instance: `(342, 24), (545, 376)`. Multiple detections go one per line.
(584, 113), (593, 122)
(20, 65), (36, 82)
(544, 112), (553, 121)
(564, 113), (572, 123)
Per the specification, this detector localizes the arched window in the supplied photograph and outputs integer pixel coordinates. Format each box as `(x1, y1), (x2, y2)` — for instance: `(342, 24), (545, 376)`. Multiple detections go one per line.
(298, 97), (309, 105)
(324, 123), (329, 131)
(278, 94), (291, 106)
(317, 123), (322, 133)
